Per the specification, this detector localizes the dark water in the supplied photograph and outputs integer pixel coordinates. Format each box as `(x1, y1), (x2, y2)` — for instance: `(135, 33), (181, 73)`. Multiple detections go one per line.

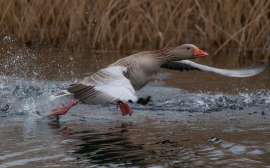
(0, 36), (270, 167)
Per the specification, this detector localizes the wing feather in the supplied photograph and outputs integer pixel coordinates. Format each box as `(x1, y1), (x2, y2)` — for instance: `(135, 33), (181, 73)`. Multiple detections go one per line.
(66, 66), (138, 104)
(161, 61), (201, 71)
(161, 60), (268, 77)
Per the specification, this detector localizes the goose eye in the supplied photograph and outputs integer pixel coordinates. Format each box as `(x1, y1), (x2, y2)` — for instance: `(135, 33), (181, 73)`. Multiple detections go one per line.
(187, 47), (190, 50)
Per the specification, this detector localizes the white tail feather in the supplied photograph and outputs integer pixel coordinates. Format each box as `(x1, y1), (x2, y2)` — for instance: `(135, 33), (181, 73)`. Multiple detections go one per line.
(49, 90), (72, 100)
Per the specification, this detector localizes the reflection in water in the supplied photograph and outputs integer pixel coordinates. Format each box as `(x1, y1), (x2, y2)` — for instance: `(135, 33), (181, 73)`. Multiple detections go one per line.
(44, 115), (270, 167)
(49, 120), (149, 166)
(72, 132), (145, 165)
(48, 120), (196, 167)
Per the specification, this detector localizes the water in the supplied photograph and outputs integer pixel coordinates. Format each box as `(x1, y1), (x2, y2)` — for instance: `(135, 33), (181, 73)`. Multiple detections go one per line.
(0, 36), (270, 167)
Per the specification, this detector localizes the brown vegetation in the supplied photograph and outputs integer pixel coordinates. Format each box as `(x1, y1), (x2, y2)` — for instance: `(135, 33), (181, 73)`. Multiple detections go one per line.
(0, 0), (269, 58)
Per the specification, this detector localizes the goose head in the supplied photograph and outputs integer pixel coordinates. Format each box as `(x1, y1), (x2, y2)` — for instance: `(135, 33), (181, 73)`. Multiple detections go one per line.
(170, 44), (208, 61)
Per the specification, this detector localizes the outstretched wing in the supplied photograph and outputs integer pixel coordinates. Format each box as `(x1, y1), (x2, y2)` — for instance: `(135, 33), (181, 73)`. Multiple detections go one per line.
(54, 66), (138, 104)
(161, 60), (268, 77)
(161, 61), (201, 72)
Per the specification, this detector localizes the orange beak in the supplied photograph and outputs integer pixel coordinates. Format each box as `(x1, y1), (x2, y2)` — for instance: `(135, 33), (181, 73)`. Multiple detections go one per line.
(194, 48), (208, 57)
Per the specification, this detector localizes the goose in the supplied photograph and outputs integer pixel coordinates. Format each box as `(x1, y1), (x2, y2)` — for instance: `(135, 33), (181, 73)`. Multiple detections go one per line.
(49, 44), (268, 116)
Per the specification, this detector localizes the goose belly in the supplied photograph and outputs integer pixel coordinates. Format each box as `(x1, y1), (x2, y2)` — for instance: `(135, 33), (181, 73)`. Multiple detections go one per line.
(126, 68), (154, 91)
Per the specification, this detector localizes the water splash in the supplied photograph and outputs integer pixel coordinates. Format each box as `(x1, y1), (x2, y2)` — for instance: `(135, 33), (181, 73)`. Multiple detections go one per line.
(0, 77), (70, 116)
(1, 75), (270, 118)
(136, 88), (270, 114)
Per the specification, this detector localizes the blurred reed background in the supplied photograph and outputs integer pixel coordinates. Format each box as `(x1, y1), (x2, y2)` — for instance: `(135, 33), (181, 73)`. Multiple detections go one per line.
(0, 0), (269, 59)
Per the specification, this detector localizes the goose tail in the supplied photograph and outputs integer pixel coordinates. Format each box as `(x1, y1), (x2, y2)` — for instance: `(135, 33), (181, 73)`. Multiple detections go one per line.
(49, 90), (72, 100)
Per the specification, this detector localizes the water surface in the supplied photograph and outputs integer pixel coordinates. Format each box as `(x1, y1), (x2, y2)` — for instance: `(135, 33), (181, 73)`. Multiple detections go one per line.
(0, 37), (270, 167)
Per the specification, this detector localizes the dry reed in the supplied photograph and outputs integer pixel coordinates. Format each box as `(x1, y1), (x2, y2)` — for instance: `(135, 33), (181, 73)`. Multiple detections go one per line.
(0, 0), (269, 59)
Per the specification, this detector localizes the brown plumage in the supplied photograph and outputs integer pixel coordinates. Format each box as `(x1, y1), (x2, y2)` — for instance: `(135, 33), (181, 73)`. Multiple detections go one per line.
(49, 44), (268, 116)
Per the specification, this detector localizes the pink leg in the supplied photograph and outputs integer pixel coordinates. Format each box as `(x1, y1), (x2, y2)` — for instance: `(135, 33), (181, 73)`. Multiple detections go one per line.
(49, 99), (79, 116)
(117, 102), (133, 116)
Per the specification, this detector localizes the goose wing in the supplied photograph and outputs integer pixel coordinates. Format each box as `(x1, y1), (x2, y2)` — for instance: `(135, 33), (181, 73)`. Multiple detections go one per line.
(161, 60), (268, 77)
(66, 66), (138, 104)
